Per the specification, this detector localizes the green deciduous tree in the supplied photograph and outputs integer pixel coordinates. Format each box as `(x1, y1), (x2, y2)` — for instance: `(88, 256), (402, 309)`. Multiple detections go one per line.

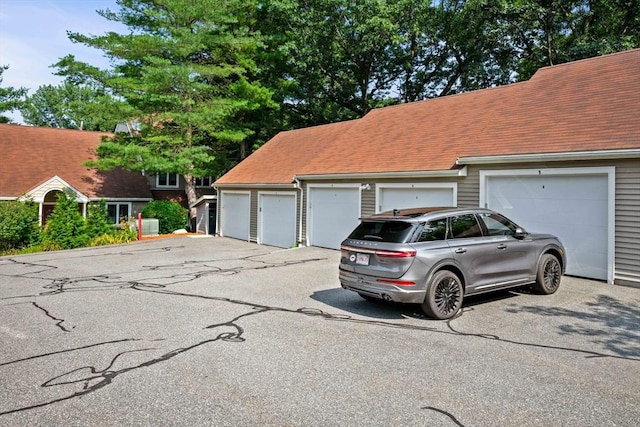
(0, 65), (28, 124)
(260, 0), (638, 125)
(20, 82), (123, 131)
(260, 0), (406, 126)
(55, 0), (277, 223)
(393, 0), (520, 101)
(490, 0), (640, 80)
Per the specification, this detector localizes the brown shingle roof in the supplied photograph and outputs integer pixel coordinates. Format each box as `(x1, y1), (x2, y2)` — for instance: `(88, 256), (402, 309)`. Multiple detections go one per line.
(216, 120), (358, 184)
(0, 125), (152, 199)
(216, 49), (640, 185)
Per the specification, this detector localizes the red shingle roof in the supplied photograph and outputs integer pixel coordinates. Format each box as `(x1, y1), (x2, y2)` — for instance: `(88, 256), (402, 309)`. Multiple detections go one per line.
(216, 49), (640, 185)
(0, 125), (152, 199)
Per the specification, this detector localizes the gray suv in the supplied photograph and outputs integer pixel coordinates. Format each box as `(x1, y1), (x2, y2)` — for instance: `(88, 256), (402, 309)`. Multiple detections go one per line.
(339, 207), (566, 319)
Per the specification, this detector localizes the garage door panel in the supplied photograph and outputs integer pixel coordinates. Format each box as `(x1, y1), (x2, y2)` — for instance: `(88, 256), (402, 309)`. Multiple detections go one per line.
(569, 225), (608, 279)
(379, 187), (454, 212)
(309, 187), (360, 249)
(260, 194), (296, 248)
(487, 174), (609, 281)
(221, 192), (250, 241)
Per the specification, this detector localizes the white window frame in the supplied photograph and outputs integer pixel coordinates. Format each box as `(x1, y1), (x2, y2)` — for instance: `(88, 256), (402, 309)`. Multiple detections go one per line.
(375, 182), (457, 213)
(156, 173), (179, 188)
(194, 176), (213, 188)
(106, 202), (132, 224)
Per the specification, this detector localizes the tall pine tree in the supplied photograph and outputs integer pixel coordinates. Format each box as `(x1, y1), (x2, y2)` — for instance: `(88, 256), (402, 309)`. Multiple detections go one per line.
(56, 0), (277, 223)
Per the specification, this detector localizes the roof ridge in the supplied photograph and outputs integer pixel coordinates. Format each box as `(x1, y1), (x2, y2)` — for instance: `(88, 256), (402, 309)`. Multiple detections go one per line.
(529, 48), (640, 78)
(0, 123), (112, 136)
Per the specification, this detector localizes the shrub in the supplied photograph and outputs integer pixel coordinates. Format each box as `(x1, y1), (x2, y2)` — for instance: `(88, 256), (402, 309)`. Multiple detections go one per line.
(0, 199), (41, 251)
(141, 200), (187, 234)
(86, 200), (115, 239)
(90, 228), (137, 246)
(42, 190), (89, 250)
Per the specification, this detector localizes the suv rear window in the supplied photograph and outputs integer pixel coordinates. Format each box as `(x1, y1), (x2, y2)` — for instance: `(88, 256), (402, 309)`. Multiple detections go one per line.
(348, 221), (415, 243)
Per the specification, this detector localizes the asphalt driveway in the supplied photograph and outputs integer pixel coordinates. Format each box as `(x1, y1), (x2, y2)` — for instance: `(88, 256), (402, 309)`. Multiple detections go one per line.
(1, 236), (638, 426)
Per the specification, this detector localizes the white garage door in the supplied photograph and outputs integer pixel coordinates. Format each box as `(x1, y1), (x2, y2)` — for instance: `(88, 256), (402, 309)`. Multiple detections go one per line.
(378, 184), (456, 212)
(220, 191), (250, 241)
(259, 192), (297, 248)
(483, 169), (612, 281)
(308, 186), (360, 249)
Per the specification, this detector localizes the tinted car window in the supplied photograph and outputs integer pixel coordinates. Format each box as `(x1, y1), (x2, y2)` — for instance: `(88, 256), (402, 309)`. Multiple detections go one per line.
(450, 214), (482, 238)
(417, 218), (448, 242)
(348, 221), (415, 243)
(478, 212), (518, 236)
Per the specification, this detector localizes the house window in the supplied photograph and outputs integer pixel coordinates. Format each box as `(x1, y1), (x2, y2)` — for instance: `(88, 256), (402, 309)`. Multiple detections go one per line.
(107, 203), (130, 224)
(157, 173), (179, 188)
(194, 176), (213, 187)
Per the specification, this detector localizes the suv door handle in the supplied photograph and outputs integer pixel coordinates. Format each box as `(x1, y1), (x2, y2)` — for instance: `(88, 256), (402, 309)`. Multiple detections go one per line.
(455, 248), (467, 254)
(497, 244), (507, 250)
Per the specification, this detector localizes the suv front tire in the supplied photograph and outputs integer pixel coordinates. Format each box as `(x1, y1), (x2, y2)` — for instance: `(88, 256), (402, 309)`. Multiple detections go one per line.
(533, 253), (561, 295)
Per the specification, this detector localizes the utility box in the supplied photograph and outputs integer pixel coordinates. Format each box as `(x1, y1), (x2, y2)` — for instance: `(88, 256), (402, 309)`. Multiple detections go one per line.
(138, 218), (159, 236)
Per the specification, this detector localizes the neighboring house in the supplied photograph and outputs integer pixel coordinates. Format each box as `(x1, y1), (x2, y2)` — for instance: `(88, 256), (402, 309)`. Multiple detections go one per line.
(0, 124), (153, 225)
(145, 172), (217, 234)
(215, 49), (640, 287)
(114, 121), (218, 234)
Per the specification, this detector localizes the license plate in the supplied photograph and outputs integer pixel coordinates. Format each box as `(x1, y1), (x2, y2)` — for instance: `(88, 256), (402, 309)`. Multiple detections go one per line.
(355, 253), (370, 265)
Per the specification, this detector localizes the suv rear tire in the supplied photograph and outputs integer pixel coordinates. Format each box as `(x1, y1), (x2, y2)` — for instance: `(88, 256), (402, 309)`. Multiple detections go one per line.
(422, 270), (463, 320)
(533, 254), (561, 295)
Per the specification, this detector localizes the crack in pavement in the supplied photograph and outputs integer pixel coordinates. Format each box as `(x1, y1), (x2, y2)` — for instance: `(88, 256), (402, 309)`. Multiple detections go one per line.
(1, 247), (637, 424)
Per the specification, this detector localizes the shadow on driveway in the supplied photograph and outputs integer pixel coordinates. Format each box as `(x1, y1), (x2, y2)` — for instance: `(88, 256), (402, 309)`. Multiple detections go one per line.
(505, 294), (640, 358)
(310, 287), (522, 320)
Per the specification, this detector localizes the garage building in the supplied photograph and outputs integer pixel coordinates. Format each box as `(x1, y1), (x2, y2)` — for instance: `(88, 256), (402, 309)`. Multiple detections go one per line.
(215, 49), (640, 287)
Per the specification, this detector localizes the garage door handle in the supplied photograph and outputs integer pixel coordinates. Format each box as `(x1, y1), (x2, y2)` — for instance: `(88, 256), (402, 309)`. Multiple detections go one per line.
(497, 244), (507, 250)
(455, 248), (467, 254)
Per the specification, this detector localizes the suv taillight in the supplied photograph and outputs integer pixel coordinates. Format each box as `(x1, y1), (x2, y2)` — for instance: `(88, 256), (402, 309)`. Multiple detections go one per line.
(374, 249), (416, 258)
(340, 246), (416, 258)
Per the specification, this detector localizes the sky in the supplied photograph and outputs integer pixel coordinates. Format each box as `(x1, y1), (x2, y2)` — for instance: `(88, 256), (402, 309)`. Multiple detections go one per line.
(0, 0), (125, 123)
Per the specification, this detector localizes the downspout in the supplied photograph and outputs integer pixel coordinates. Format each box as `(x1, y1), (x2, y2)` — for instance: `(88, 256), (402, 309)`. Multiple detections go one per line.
(294, 177), (304, 246)
(213, 185), (219, 237)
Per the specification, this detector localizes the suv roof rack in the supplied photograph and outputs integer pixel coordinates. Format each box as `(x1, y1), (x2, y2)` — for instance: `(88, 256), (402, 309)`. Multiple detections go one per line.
(364, 206), (453, 220)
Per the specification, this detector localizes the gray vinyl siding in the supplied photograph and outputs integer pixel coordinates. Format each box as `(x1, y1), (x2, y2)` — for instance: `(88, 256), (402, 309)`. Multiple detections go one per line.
(250, 190), (258, 243)
(300, 182), (309, 245)
(361, 181), (376, 216)
(457, 172), (480, 208)
(614, 161), (640, 286)
(131, 202), (148, 220)
(295, 190), (303, 245)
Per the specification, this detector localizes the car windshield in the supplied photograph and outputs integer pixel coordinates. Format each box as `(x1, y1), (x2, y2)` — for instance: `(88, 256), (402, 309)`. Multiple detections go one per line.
(348, 221), (415, 243)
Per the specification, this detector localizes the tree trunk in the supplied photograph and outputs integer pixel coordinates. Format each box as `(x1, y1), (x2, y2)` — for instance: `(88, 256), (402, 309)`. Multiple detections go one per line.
(183, 173), (198, 231)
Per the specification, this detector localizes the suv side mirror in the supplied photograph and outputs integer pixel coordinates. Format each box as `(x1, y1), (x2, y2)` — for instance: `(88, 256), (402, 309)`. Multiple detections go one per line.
(514, 228), (527, 239)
